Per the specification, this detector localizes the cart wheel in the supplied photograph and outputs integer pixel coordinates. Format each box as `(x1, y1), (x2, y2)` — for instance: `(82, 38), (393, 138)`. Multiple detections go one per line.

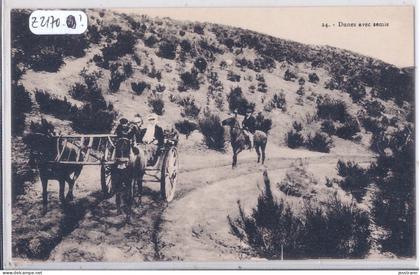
(160, 147), (178, 202)
(101, 164), (112, 196)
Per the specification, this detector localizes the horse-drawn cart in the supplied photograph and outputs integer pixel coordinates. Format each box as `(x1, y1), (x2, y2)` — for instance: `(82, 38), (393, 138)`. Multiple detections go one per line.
(51, 132), (179, 202)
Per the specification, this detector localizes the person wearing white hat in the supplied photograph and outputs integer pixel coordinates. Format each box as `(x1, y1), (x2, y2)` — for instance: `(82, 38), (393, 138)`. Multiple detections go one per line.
(137, 113), (164, 165)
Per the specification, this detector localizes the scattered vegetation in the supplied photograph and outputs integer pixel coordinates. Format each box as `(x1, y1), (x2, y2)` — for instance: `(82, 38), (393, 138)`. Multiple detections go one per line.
(228, 171), (371, 259)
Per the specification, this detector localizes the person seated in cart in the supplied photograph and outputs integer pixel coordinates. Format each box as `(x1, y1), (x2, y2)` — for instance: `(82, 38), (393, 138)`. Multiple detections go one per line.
(114, 117), (134, 158)
(135, 113), (164, 165)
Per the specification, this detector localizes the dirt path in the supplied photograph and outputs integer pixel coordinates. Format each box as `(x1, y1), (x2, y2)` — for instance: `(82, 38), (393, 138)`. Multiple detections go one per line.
(12, 146), (374, 263)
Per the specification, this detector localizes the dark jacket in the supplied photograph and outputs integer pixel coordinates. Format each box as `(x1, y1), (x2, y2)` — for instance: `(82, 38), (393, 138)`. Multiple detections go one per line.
(136, 125), (164, 146)
(242, 115), (256, 133)
(114, 124), (134, 139)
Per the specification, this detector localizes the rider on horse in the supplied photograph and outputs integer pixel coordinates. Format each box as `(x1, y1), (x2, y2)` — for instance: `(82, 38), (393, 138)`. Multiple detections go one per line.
(242, 108), (256, 149)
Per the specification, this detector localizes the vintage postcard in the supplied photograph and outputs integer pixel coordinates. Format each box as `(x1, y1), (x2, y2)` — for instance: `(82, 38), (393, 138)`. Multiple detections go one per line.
(5, 5), (416, 269)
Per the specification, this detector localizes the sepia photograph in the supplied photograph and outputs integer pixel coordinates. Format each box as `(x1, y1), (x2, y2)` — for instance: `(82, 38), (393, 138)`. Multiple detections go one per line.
(7, 6), (415, 267)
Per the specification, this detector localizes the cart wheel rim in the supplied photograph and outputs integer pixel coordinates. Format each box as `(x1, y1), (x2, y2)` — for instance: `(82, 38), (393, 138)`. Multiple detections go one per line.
(164, 149), (178, 201)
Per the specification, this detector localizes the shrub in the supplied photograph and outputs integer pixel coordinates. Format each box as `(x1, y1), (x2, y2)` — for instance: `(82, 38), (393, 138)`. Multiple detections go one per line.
(345, 78), (366, 102)
(228, 87), (255, 115)
(364, 100), (384, 117)
(179, 97), (201, 118)
(194, 57), (208, 73)
(179, 70), (200, 91)
(255, 112), (272, 133)
(308, 73), (320, 83)
(321, 120), (336, 135)
(147, 93), (165, 115)
(180, 39), (192, 53)
(296, 86), (305, 96)
(227, 71), (241, 82)
(193, 24), (204, 35)
(293, 121), (303, 132)
(175, 119), (199, 137)
(72, 104), (116, 134)
(109, 62), (132, 92)
(257, 81), (267, 93)
(131, 81), (150, 95)
(228, 171), (371, 259)
(199, 111), (225, 150)
(298, 77), (305, 86)
(35, 90), (76, 120)
(284, 69), (297, 81)
(335, 118), (360, 140)
(155, 83), (166, 93)
(12, 84), (32, 135)
(336, 160), (370, 202)
(306, 132), (333, 153)
(157, 40), (177, 60)
(317, 97), (349, 123)
(144, 35), (158, 48)
(101, 31), (136, 62)
(266, 93), (286, 112)
(286, 130), (304, 149)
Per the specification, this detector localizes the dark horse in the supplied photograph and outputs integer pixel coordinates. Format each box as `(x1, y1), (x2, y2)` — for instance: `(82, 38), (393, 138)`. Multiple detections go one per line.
(222, 117), (268, 168)
(25, 125), (83, 214)
(112, 137), (146, 223)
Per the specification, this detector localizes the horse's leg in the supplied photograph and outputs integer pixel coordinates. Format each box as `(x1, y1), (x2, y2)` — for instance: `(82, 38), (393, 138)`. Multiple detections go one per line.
(232, 152), (238, 168)
(114, 171), (122, 214)
(261, 142), (267, 164)
(125, 178), (134, 223)
(41, 175), (48, 214)
(255, 145), (261, 163)
(66, 178), (75, 201)
(136, 174), (144, 205)
(59, 178), (66, 205)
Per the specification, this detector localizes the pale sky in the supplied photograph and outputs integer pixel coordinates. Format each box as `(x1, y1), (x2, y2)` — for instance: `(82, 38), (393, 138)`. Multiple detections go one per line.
(118, 6), (414, 68)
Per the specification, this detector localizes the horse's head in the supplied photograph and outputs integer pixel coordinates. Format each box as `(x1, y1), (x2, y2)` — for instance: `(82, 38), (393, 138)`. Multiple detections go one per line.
(221, 117), (239, 128)
(24, 132), (57, 167)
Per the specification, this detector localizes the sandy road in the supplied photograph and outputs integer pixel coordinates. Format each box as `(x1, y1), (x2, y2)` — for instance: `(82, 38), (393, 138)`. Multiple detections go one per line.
(12, 146), (374, 263)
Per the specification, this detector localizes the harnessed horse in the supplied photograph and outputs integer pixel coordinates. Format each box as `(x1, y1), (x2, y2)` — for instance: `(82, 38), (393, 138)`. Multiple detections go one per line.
(24, 132), (83, 214)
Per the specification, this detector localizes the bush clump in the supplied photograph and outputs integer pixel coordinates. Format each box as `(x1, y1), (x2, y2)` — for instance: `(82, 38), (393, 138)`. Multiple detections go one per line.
(255, 112), (272, 134)
(228, 87), (255, 115)
(317, 97), (349, 123)
(198, 110), (225, 150)
(337, 160), (370, 202)
(335, 118), (360, 140)
(306, 132), (333, 153)
(308, 73), (320, 83)
(131, 81), (150, 95)
(175, 119), (199, 138)
(157, 40), (177, 60)
(228, 171), (371, 259)
(147, 93), (165, 115)
(179, 70), (200, 91)
(265, 92), (286, 112)
(179, 96), (201, 118)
